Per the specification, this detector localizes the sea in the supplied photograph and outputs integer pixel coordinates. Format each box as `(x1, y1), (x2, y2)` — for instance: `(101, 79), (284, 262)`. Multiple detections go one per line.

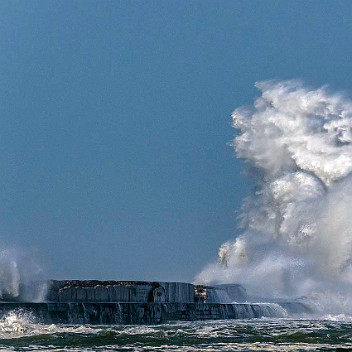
(1, 311), (352, 351)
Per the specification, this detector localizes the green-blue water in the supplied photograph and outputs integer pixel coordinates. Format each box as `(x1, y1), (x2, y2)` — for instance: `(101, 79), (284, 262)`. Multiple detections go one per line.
(1, 311), (352, 351)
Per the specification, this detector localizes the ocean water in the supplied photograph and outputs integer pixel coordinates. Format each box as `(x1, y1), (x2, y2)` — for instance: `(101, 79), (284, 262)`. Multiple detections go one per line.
(1, 311), (352, 351)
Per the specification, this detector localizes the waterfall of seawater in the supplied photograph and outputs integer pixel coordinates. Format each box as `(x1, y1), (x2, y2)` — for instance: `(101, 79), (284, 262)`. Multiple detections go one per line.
(0, 301), (305, 324)
(213, 289), (232, 303)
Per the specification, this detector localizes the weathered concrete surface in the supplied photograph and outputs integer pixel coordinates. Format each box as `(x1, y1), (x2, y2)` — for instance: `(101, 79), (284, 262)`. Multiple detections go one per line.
(0, 302), (312, 324)
(46, 281), (195, 303)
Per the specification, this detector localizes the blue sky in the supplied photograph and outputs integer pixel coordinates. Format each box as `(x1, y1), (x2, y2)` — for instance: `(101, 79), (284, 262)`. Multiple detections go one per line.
(0, 1), (351, 281)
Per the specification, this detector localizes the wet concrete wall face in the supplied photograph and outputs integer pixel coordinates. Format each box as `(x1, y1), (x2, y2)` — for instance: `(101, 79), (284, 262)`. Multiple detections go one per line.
(0, 302), (312, 324)
(160, 283), (194, 303)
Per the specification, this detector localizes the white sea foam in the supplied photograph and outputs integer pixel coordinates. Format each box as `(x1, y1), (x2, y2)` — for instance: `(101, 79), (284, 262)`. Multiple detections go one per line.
(0, 310), (99, 339)
(0, 317), (350, 351)
(196, 80), (352, 312)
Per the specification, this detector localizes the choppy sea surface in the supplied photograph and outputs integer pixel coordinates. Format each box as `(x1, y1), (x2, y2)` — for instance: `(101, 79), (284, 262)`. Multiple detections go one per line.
(0, 311), (352, 351)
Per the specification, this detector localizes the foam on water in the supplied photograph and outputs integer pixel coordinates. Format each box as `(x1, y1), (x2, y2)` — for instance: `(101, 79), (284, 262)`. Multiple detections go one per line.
(0, 310), (98, 339)
(0, 316), (352, 351)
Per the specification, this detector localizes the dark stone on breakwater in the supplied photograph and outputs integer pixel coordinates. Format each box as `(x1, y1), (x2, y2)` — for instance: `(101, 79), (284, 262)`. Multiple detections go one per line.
(0, 301), (312, 324)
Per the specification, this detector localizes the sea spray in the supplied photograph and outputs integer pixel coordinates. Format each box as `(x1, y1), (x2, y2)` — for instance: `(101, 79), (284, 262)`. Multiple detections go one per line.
(0, 248), (46, 302)
(196, 80), (352, 311)
(0, 249), (20, 299)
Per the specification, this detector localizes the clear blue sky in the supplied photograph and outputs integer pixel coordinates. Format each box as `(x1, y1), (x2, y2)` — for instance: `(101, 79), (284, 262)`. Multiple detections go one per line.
(0, 1), (351, 281)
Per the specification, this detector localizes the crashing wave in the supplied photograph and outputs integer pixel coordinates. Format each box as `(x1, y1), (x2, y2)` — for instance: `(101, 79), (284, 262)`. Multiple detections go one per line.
(196, 80), (352, 311)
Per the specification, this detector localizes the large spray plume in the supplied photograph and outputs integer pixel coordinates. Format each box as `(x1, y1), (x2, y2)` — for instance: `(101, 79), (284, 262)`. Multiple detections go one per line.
(196, 80), (352, 304)
(0, 248), (46, 302)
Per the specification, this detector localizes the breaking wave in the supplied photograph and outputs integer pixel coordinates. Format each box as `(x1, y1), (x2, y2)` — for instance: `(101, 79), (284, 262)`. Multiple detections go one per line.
(196, 80), (352, 311)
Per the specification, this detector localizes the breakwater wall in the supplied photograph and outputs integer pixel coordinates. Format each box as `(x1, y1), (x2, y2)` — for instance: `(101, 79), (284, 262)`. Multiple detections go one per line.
(0, 301), (312, 324)
(46, 281), (195, 303)
(45, 281), (247, 304)
(0, 281), (312, 324)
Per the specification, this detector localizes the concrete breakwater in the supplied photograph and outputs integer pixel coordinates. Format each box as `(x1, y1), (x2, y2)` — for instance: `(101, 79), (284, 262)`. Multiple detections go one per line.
(46, 281), (196, 304)
(0, 280), (312, 324)
(45, 280), (247, 304)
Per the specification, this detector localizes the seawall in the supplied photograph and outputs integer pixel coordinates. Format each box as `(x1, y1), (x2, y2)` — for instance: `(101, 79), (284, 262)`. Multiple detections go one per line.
(44, 280), (247, 304)
(46, 281), (196, 303)
(0, 280), (312, 324)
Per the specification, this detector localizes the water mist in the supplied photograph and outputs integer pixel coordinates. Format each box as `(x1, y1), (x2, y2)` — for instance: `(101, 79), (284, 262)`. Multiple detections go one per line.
(0, 248), (46, 302)
(196, 80), (352, 314)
